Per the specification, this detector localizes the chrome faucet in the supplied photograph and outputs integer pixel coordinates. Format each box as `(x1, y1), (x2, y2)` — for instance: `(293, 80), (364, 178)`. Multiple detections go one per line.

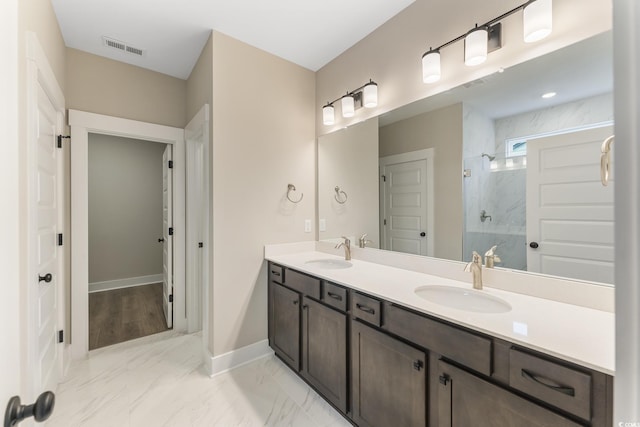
(484, 245), (502, 268)
(464, 251), (483, 290)
(358, 233), (373, 248)
(335, 236), (351, 260)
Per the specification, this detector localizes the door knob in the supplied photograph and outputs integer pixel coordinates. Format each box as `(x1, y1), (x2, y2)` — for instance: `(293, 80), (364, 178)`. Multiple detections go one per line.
(158, 238), (165, 243)
(4, 391), (55, 427)
(420, 232), (426, 237)
(38, 274), (52, 283)
(529, 242), (539, 249)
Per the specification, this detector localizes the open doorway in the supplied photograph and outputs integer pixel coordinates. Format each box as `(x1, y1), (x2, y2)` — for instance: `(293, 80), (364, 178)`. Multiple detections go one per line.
(87, 134), (172, 349)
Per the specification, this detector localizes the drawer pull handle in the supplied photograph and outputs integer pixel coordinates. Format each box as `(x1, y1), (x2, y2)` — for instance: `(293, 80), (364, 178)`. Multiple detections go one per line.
(292, 300), (299, 305)
(271, 271), (281, 277)
(327, 292), (343, 301)
(356, 303), (375, 315)
(521, 369), (575, 397)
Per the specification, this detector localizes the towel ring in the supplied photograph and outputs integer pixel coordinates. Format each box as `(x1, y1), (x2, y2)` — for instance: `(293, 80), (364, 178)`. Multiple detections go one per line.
(600, 135), (614, 186)
(334, 186), (348, 204)
(286, 184), (303, 203)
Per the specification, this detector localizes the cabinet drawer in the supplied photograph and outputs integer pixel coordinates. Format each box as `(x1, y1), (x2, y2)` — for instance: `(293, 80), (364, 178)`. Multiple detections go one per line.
(269, 263), (284, 284)
(509, 348), (592, 421)
(351, 292), (381, 326)
(322, 281), (348, 312)
(383, 303), (492, 376)
(285, 269), (321, 299)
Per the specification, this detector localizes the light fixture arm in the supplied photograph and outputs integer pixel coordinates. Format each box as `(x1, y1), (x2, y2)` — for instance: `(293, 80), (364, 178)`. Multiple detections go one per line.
(423, 0), (542, 57)
(324, 79), (377, 108)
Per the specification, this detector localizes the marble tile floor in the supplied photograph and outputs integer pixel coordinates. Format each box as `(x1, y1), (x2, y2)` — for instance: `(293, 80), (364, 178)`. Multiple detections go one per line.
(47, 331), (351, 427)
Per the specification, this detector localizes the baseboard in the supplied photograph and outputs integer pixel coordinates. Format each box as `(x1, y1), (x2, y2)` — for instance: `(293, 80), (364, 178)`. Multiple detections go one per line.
(88, 274), (163, 293)
(203, 339), (273, 377)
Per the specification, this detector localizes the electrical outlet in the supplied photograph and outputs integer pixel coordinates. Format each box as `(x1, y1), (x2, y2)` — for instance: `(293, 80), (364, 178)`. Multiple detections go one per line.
(319, 219), (326, 232)
(304, 219), (312, 233)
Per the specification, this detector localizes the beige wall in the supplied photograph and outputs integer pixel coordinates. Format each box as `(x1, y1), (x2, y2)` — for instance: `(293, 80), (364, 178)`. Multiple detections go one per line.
(318, 118), (380, 247)
(210, 31), (316, 356)
(88, 135), (165, 284)
(66, 48), (187, 128)
(379, 103), (463, 260)
(316, 0), (612, 135)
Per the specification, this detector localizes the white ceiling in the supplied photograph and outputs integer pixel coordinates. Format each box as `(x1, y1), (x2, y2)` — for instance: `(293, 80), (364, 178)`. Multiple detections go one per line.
(51, 0), (415, 79)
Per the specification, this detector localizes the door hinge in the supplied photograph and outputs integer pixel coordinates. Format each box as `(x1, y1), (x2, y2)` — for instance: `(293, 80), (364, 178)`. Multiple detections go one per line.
(383, 219), (387, 226)
(168, 160), (174, 169)
(198, 242), (203, 248)
(57, 233), (63, 246)
(168, 227), (174, 236)
(169, 294), (173, 303)
(58, 330), (64, 343)
(382, 175), (386, 182)
(439, 374), (450, 386)
(413, 360), (424, 371)
(57, 135), (70, 148)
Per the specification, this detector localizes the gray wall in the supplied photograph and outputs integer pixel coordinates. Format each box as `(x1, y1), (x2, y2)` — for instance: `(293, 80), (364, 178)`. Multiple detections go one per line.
(379, 103), (463, 261)
(88, 134), (165, 284)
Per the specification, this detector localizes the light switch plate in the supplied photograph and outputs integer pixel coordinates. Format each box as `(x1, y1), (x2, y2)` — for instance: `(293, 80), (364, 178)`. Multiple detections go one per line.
(319, 219), (326, 232)
(304, 219), (311, 233)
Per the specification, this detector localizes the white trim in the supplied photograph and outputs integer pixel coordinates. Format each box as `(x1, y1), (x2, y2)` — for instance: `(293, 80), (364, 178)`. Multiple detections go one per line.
(379, 148), (435, 257)
(88, 274), (164, 293)
(204, 339), (273, 377)
(25, 32), (66, 400)
(613, 0), (640, 421)
(185, 104), (210, 337)
(69, 110), (186, 360)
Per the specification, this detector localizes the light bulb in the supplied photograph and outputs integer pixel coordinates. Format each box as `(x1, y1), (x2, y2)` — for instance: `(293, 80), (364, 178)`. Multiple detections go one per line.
(363, 81), (378, 108)
(422, 49), (441, 83)
(524, 0), (552, 43)
(341, 94), (355, 118)
(465, 26), (488, 66)
(322, 104), (334, 126)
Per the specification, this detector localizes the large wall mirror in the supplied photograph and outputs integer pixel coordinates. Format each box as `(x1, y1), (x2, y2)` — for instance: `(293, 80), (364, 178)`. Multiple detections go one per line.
(317, 30), (614, 286)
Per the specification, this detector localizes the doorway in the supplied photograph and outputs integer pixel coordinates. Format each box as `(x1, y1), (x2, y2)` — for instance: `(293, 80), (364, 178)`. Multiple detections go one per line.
(87, 134), (172, 349)
(70, 110), (187, 360)
(379, 148), (435, 256)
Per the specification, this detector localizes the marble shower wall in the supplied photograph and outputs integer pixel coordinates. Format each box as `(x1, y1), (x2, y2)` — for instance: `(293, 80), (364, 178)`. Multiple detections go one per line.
(462, 92), (613, 270)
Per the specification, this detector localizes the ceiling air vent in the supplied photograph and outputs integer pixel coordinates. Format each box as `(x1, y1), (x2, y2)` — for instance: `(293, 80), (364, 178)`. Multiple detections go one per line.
(102, 36), (145, 57)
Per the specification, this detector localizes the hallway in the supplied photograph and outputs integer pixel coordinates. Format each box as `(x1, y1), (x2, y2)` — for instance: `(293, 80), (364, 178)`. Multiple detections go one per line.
(47, 332), (349, 426)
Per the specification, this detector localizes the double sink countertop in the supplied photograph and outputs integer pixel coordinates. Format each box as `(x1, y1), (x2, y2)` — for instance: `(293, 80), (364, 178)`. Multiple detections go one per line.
(265, 250), (615, 376)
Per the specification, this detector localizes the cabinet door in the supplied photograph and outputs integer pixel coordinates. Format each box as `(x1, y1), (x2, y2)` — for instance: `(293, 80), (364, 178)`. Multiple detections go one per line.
(301, 297), (347, 413)
(269, 281), (301, 370)
(351, 320), (426, 427)
(437, 360), (582, 427)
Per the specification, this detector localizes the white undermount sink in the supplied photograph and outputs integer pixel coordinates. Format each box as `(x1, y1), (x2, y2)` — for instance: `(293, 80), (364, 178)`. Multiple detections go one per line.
(305, 259), (353, 269)
(414, 285), (512, 313)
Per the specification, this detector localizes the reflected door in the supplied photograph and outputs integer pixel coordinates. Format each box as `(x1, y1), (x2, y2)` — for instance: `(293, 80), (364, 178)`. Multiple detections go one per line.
(380, 151), (432, 256)
(526, 125), (614, 283)
(162, 145), (173, 328)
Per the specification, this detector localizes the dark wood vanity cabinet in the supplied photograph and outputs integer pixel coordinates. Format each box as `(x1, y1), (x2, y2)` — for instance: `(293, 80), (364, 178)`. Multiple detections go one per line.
(268, 280), (301, 370)
(267, 262), (613, 427)
(301, 296), (348, 413)
(351, 319), (426, 427)
(437, 360), (582, 427)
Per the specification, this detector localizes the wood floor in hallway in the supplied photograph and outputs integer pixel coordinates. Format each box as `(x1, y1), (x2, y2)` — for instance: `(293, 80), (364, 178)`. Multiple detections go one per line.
(89, 283), (169, 350)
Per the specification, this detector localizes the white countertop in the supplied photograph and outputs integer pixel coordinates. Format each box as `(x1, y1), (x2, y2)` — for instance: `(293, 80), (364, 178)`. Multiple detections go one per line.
(265, 250), (615, 375)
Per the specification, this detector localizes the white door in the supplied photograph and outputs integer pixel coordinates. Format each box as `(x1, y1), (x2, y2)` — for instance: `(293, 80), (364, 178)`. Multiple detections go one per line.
(380, 149), (434, 256)
(526, 125), (614, 283)
(162, 145), (173, 328)
(35, 83), (61, 392)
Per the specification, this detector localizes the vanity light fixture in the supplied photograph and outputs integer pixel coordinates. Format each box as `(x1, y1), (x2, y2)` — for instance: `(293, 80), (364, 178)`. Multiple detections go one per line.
(524, 0), (553, 43)
(422, 49), (441, 83)
(321, 79), (379, 125)
(322, 103), (335, 126)
(421, 0), (553, 83)
(465, 25), (489, 66)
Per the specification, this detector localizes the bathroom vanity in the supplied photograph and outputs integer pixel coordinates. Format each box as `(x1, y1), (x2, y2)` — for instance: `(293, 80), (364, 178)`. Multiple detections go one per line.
(265, 251), (613, 427)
